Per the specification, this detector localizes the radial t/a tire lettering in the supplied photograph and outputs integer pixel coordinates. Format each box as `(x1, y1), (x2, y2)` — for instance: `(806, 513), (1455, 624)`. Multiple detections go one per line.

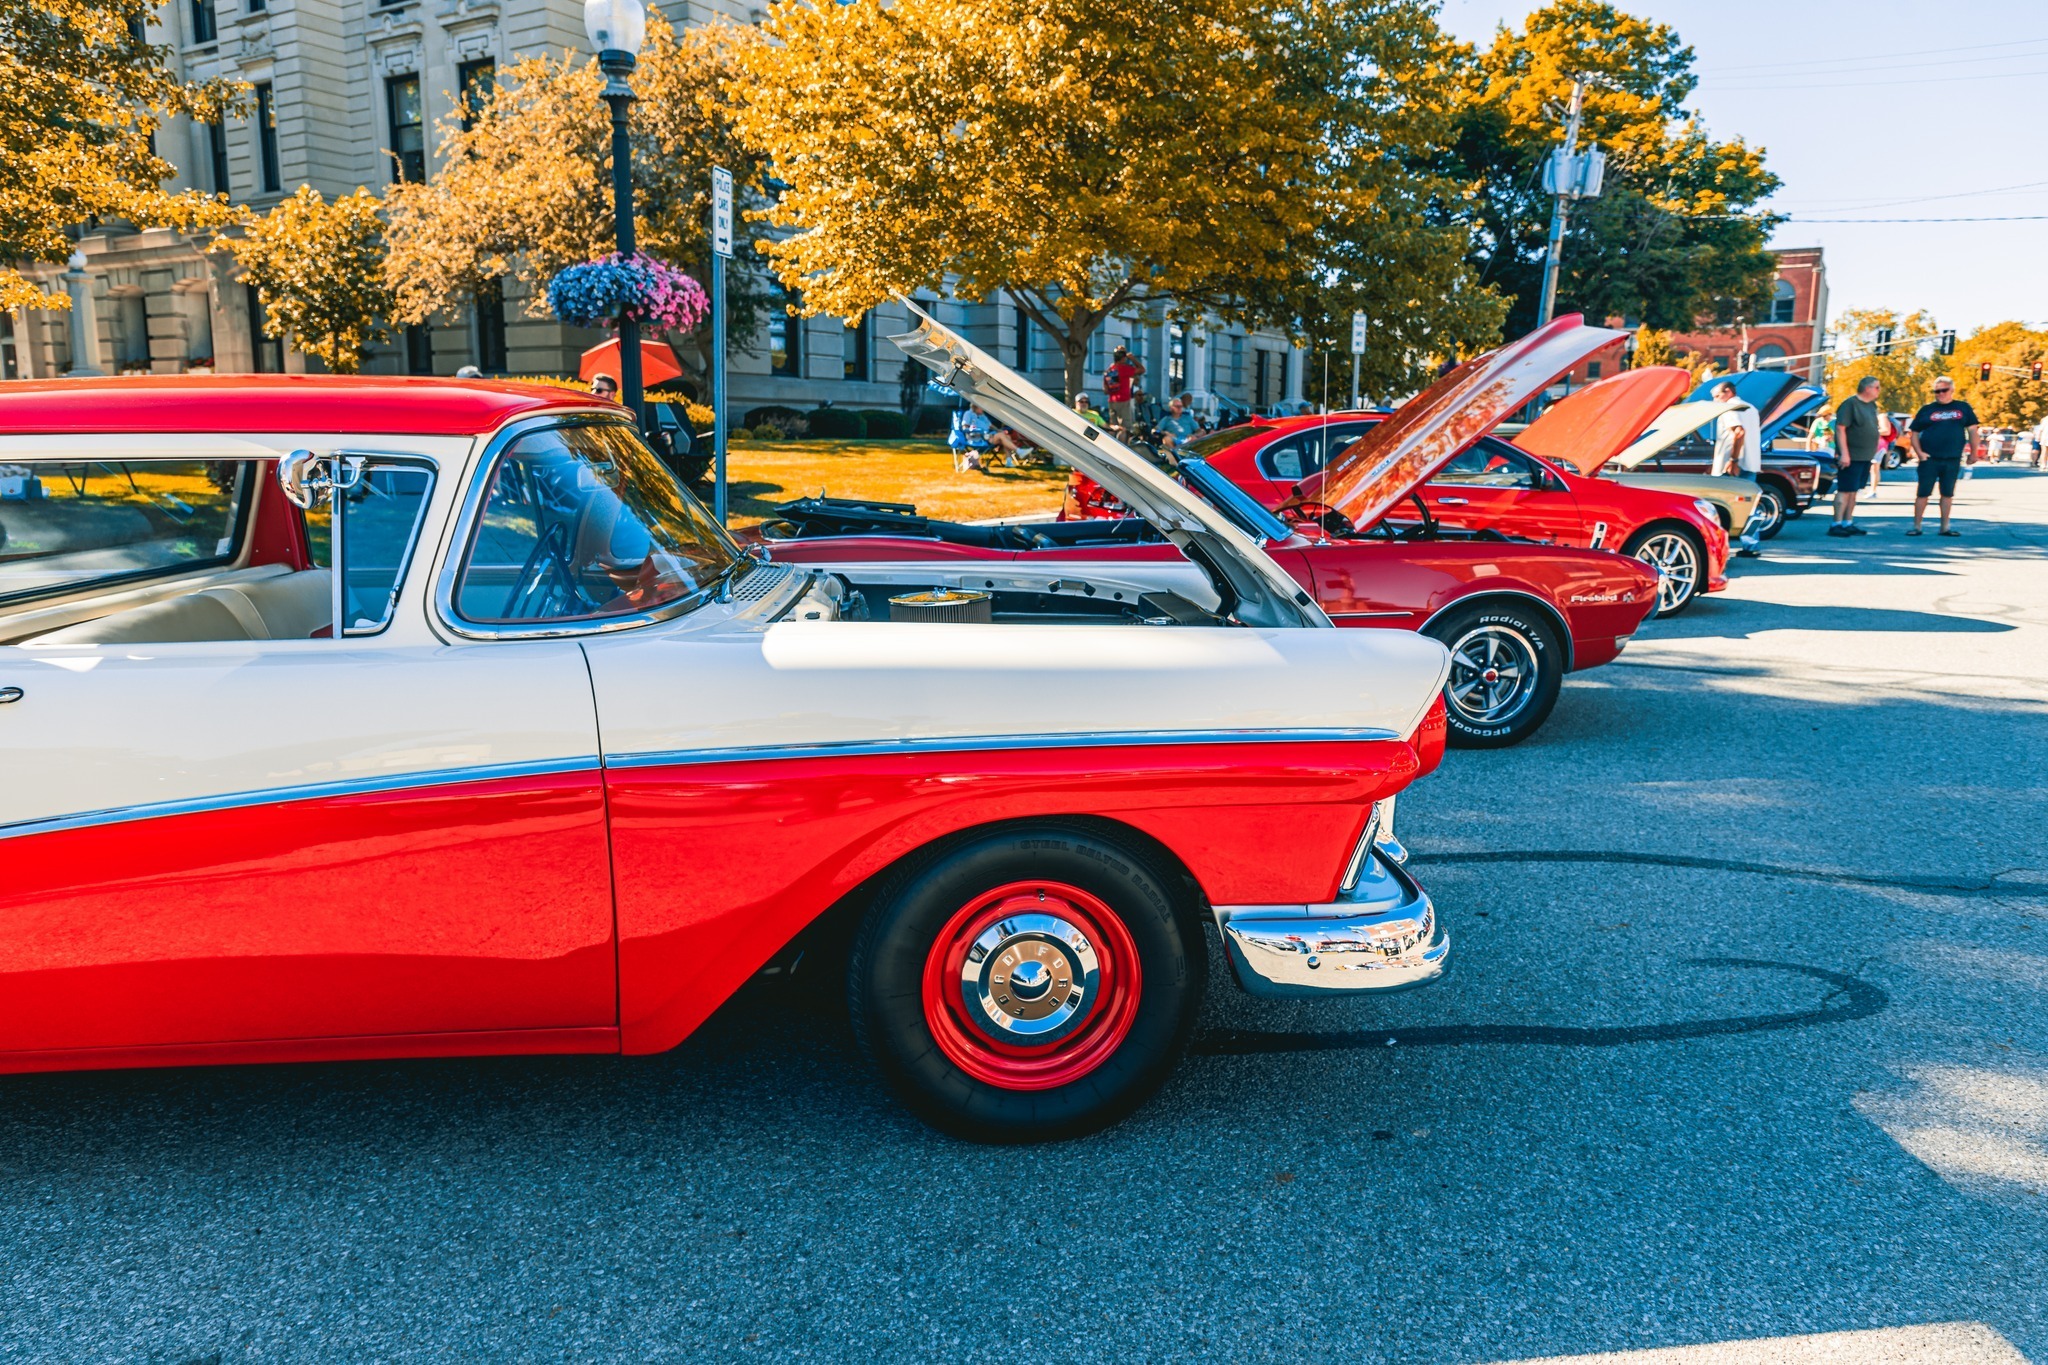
(1423, 601), (1563, 749)
(847, 824), (1204, 1143)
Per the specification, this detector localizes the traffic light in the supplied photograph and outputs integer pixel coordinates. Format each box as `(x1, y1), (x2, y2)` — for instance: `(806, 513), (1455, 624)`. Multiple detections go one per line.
(1980, 362), (1993, 382)
(1939, 330), (1957, 356)
(2033, 361), (2044, 382)
(1874, 326), (1893, 357)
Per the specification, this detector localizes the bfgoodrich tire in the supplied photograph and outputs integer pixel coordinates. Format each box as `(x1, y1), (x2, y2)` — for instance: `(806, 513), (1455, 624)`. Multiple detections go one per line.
(1423, 601), (1564, 749)
(848, 824), (1204, 1143)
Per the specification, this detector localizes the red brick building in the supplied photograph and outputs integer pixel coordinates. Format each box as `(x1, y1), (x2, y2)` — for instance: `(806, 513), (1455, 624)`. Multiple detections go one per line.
(1666, 246), (1828, 383)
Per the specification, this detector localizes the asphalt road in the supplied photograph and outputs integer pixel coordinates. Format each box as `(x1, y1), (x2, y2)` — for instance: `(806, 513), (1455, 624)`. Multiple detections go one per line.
(6, 464), (2047, 1363)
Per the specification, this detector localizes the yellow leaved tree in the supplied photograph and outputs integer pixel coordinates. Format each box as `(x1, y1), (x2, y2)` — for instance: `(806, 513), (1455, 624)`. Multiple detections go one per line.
(1945, 321), (2048, 429)
(732, 0), (1502, 399)
(0, 0), (242, 311)
(381, 16), (770, 378)
(1825, 309), (1946, 413)
(214, 186), (393, 374)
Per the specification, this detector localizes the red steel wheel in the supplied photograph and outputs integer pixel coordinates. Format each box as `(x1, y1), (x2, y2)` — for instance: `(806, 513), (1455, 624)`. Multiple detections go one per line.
(848, 824), (1204, 1142)
(918, 881), (1142, 1091)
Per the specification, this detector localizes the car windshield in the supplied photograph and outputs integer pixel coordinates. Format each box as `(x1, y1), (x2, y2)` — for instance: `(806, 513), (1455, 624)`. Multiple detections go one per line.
(1177, 426), (1261, 460)
(452, 420), (744, 626)
(1174, 459), (1292, 544)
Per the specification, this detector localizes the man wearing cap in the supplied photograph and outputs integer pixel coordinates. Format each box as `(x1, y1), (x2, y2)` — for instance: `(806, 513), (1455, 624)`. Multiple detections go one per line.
(1907, 378), (1979, 536)
(1711, 380), (1766, 557)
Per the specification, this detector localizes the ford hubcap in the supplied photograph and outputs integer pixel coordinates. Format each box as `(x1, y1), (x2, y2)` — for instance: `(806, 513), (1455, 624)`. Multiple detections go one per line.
(961, 911), (1101, 1046)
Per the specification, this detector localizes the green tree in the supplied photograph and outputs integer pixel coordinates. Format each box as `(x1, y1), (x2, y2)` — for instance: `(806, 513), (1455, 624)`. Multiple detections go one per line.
(732, 0), (1502, 400)
(1, 0), (242, 310)
(214, 186), (392, 374)
(1825, 308), (1945, 412)
(1444, 1), (1781, 337)
(382, 16), (771, 380)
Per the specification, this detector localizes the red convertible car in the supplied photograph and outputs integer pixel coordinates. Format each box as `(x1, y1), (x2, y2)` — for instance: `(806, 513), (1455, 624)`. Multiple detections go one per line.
(765, 314), (1661, 749)
(1133, 318), (1730, 617)
(0, 316), (1457, 1144)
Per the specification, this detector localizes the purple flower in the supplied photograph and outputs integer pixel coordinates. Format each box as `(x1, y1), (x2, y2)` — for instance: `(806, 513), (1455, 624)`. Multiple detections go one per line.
(546, 253), (709, 333)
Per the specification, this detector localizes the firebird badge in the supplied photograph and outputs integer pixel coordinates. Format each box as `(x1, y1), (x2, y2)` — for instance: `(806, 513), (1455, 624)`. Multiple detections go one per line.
(1570, 591), (1626, 604)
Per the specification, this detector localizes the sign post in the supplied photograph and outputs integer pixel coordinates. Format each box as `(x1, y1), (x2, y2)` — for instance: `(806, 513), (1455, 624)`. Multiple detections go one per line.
(710, 166), (733, 524)
(1349, 311), (1368, 410)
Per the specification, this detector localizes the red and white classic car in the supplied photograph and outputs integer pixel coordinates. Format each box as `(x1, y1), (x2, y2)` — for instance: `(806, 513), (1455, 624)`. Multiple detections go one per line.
(0, 313), (1452, 1142)
(768, 315), (1661, 748)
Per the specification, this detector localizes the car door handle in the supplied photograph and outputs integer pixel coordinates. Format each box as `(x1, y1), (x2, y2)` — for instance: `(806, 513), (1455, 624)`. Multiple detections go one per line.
(0, 686), (22, 704)
(1436, 496), (1468, 505)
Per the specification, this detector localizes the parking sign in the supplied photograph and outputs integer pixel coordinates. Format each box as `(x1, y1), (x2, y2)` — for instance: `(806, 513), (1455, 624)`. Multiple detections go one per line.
(711, 167), (733, 258)
(1350, 311), (1368, 355)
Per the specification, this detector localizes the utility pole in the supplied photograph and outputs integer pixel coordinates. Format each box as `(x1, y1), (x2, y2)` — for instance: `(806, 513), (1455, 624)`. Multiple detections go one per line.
(1537, 76), (1588, 329)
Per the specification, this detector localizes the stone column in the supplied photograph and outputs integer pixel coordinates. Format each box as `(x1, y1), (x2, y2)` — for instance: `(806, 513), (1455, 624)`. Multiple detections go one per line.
(1186, 319), (1214, 422)
(1285, 341), (1308, 411)
(63, 251), (104, 376)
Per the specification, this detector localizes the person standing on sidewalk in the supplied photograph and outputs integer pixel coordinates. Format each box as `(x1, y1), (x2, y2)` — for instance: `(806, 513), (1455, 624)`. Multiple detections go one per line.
(1103, 346), (1144, 437)
(1829, 376), (1882, 536)
(1907, 379), (1979, 537)
(1711, 381), (1766, 556)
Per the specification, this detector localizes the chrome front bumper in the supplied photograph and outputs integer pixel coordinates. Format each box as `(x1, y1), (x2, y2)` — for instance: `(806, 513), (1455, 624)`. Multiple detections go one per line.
(1213, 843), (1447, 1000)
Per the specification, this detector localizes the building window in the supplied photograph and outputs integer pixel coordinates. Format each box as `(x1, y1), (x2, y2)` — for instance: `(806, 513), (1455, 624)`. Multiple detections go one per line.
(473, 278), (506, 373)
(1087, 327), (1107, 372)
(248, 0), (265, 12)
(247, 284), (284, 373)
(1587, 361), (1602, 380)
(770, 288), (802, 378)
(206, 119), (230, 194)
(1769, 279), (1796, 325)
(1015, 304), (1031, 371)
(190, 0), (216, 43)
(254, 82), (281, 193)
(1230, 334), (1245, 386)
(844, 313), (870, 382)
(1754, 342), (1788, 371)
(1254, 349), (1271, 407)
(1167, 323), (1186, 392)
(457, 59), (496, 131)
(405, 323), (433, 375)
(386, 75), (425, 183)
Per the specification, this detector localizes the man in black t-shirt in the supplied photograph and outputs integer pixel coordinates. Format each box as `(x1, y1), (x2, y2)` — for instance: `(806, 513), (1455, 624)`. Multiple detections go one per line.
(1906, 379), (1979, 536)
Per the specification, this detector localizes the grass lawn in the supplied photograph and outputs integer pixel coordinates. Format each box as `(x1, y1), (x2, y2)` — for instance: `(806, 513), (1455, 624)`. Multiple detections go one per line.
(720, 439), (1068, 527)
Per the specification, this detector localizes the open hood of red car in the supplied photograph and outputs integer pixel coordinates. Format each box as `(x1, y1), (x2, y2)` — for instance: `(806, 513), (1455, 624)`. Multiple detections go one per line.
(1606, 398), (1743, 469)
(1310, 315), (1628, 528)
(1510, 366), (1692, 475)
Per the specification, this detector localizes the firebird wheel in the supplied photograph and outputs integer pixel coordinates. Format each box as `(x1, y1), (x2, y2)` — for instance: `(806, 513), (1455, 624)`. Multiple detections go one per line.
(1750, 486), (1785, 541)
(1626, 526), (1705, 617)
(1424, 603), (1563, 749)
(849, 825), (1203, 1143)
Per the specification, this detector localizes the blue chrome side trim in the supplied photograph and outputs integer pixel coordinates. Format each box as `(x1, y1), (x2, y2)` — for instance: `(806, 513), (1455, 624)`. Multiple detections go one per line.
(0, 756), (602, 842)
(604, 726), (1401, 771)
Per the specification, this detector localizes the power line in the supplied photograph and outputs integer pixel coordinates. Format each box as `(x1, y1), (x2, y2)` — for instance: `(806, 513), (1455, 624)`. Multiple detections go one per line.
(1771, 178), (2048, 215)
(1780, 214), (2048, 224)
(1714, 66), (2048, 93)
(1701, 35), (2048, 75)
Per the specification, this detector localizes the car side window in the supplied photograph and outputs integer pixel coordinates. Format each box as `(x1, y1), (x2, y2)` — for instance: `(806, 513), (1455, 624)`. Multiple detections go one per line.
(0, 459), (255, 608)
(450, 421), (743, 627)
(1431, 441), (1544, 489)
(1258, 423), (1371, 482)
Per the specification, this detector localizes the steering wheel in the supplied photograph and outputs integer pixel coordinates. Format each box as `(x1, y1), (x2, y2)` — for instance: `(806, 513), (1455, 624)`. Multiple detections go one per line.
(501, 522), (578, 618)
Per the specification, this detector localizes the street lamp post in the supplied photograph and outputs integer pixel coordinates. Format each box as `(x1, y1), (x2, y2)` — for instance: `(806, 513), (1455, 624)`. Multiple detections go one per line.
(585, 0), (648, 423)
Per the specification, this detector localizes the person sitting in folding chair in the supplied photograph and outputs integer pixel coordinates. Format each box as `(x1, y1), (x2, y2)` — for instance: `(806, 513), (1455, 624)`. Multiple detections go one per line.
(950, 404), (995, 472)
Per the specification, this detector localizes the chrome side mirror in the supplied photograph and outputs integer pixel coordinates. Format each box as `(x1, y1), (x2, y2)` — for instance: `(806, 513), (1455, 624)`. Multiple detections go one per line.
(277, 448), (324, 509)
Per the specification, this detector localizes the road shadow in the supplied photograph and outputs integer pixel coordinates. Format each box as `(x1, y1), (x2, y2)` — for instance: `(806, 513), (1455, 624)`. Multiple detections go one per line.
(1642, 598), (2015, 640)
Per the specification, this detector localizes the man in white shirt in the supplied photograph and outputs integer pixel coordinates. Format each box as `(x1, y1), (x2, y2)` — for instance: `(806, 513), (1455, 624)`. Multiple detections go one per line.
(1711, 380), (1765, 557)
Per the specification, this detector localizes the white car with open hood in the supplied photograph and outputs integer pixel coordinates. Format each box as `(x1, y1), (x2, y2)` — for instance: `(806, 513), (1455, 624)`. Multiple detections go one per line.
(0, 309), (1450, 1142)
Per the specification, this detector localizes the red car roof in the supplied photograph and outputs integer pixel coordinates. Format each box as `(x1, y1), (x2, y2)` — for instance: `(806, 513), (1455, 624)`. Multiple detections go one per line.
(0, 375), (604, 437)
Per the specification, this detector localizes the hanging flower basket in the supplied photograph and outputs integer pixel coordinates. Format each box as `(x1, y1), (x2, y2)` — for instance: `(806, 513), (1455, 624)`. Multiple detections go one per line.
(546, 252), (708, 334)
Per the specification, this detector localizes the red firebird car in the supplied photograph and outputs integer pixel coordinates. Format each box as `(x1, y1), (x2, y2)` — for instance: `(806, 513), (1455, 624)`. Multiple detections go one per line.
(1087, 318), (1730, 617)
(763, 316), (1661, 749)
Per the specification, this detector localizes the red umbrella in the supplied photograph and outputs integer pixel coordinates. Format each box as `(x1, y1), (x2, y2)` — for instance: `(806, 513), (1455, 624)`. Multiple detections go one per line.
(579, 336), (684, 388)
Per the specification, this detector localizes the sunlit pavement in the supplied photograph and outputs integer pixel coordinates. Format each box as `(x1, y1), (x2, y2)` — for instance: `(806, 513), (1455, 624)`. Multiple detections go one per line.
(2, 469), (2044, 1361)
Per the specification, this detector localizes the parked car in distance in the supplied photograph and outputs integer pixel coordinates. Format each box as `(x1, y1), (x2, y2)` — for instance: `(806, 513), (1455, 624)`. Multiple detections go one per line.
(769, 315), (1662, 748)
(0, 329), (1456, 1144)
(1509, 367), (1766, 539)
(1174, 319), (1729, 617)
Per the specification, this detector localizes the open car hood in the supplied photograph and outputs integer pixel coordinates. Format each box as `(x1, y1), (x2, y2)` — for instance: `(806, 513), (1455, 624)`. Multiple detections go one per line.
(1760, 385), (1827, 443)
(1310, 315), (1628, 527)
(1510, 366), (1692, 475)
(888, 302), (1327, 629)
(1605, 399), (1744, 469)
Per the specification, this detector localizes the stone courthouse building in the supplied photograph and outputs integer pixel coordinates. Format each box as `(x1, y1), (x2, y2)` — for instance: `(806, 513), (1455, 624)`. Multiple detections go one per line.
(5, 0), (1307, 421)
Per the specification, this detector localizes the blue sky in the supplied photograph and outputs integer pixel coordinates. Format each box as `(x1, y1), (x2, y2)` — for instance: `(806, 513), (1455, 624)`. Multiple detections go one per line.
(1436, 0), (2048, 337)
